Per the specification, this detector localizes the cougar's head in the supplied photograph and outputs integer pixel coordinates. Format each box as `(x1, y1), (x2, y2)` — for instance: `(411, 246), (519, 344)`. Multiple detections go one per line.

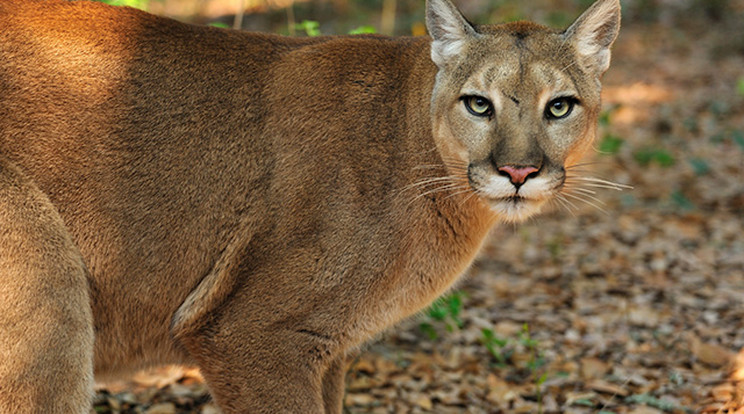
(426, 0), (621, 223)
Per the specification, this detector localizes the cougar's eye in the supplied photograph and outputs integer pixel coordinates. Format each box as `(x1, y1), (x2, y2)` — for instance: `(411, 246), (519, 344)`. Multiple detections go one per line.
(545, 97), (577, 120)
(462, 96), (493, 118)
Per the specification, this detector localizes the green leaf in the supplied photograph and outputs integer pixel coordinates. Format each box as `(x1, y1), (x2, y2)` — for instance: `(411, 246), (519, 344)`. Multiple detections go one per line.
(737, 77), (744, 96)
(527, 356), (546, 371)
(634, 147), (676, 168)
(682, 117), (698, 131)
(519, 323), (538, 347)
(481, 328), (507, 347)
(572, 398), (595, 407)
(480, 329), (509, 364)
(348, 25), (377, 35)
(599, 134), (624, 154)
(671, 190), (695, 211)
(688, 158), (710, 176)
(625, 393), (681, 411)
(295, 20), (321, 37)
(708, 101), (729, 117)
(95, 0), (148, 9)
(427, 300), (448, 321)
(445, 292), (464, 328)
(598, 104), (620, 127)
(208, 22), (231, 29)
(421, 291), (465, 337)
(419, 322), (438, 340)
(733, 130), (744, 151)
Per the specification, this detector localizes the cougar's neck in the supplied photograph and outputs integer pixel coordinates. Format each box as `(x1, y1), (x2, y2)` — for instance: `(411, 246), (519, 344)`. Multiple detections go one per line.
(386, 44), (498, 320)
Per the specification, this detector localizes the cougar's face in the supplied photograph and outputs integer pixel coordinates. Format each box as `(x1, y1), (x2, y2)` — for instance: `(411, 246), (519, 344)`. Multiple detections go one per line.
(433, 28), (600, 222)
(426, 0), (619, 223)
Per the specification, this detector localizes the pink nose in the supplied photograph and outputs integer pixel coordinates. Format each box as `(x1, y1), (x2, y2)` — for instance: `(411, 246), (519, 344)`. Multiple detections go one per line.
(498, 165), (539, 186)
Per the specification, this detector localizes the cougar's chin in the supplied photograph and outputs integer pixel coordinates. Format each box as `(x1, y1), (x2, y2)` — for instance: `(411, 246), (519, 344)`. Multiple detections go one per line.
(467, 171), (557, 223)
(485, 196), (547, 223)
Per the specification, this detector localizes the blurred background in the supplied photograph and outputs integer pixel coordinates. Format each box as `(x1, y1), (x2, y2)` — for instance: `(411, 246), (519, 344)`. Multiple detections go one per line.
(88, 0), (744, 412)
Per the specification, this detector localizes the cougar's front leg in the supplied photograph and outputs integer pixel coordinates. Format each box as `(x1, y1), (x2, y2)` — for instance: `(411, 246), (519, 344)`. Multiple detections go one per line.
(182, 312), (329, 412)
(177, 274), (352, 414)
(322, 353), (350, 414)
(0, 159), (94, 413)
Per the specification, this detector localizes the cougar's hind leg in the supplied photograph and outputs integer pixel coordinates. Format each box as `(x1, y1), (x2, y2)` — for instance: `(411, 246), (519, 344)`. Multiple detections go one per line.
(0, 158), (94, 413)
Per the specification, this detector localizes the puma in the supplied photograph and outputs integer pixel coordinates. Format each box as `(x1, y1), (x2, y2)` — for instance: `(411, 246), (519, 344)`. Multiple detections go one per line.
(0, 0), (620, 412)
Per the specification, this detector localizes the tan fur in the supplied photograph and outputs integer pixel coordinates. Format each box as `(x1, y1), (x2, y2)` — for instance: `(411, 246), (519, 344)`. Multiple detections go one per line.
(0, 0), (619, 412)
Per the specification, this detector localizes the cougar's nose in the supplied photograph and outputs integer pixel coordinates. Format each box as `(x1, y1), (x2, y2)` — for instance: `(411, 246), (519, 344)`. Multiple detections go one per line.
(497, 165), (540, 187)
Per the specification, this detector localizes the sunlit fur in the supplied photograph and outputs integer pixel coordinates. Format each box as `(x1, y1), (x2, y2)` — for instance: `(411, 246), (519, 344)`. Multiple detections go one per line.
(0, 0), (620, 412)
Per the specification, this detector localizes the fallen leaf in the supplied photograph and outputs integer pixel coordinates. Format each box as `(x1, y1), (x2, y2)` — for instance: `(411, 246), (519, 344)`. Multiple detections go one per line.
(588, 379), (629, 397)
(144, 402), (176, 414)
(691, 337), (734, 367)
(580, 357), (609, 379)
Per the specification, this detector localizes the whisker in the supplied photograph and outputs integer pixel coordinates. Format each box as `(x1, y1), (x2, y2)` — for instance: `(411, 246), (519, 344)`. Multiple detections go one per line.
(459, 190), (479, 207)
(399, 176), (462, 192)
(564, 161), (605, 169)
(565, 176), (633, 190)
(556, 200), (577, 217)
(564, 186), (598, 196)
(408, 183), (467, 205)
(443, 187), (475, 201)
(564, 181), (631, 191)
(554, 194), (579, 213)
(562, 192), (608, 215)
(563, 189), (607, 206)
(563, 168), (603, 174)
(411, 163), (468, 181)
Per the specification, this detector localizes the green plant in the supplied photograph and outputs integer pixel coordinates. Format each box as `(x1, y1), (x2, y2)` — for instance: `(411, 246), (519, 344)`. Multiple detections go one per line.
(295, 20), (321, 37)
(519, 323), (546, 372)
(348, 26), (377, 35)
(572, 398), (594, 407)
(419, 291), (465, 340)
(633, 147), (676, 167)
(480, 324), (549, 412)
(546, 236), (563, 261)
(688, 158), (710, 176)
(670, 190), (695, 211)
(596, 106), (624, 156)
(519, 324), (548, 412)
(480, 328), (510, 365)
(733, 130), (744, 151)
(738, 77), (744, 96)
(598, 105), (620, 127)
(598, 134), (624, 155)
(94, 0), (148, 9)
(625, 393), (682, 412)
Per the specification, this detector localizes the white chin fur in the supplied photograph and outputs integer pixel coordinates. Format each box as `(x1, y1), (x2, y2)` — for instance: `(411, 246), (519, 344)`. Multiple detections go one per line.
(476, 175), (552, 223)
(488, 198), (546, 223)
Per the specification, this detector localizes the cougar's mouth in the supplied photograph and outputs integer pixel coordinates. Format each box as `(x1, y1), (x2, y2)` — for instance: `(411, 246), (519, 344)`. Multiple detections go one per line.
(504, 195), (527, 202)
(467, 169), (554, 222)
(483, 194), (547, 223)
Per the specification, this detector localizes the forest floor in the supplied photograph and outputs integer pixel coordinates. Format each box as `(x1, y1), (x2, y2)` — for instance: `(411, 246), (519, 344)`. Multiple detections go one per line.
(92, 7), (744, 414)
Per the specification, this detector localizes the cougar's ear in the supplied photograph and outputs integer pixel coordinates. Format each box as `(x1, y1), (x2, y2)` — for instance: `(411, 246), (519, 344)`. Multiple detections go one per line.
(426, 0), (477, 67)
(563, 0), (621, 75)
